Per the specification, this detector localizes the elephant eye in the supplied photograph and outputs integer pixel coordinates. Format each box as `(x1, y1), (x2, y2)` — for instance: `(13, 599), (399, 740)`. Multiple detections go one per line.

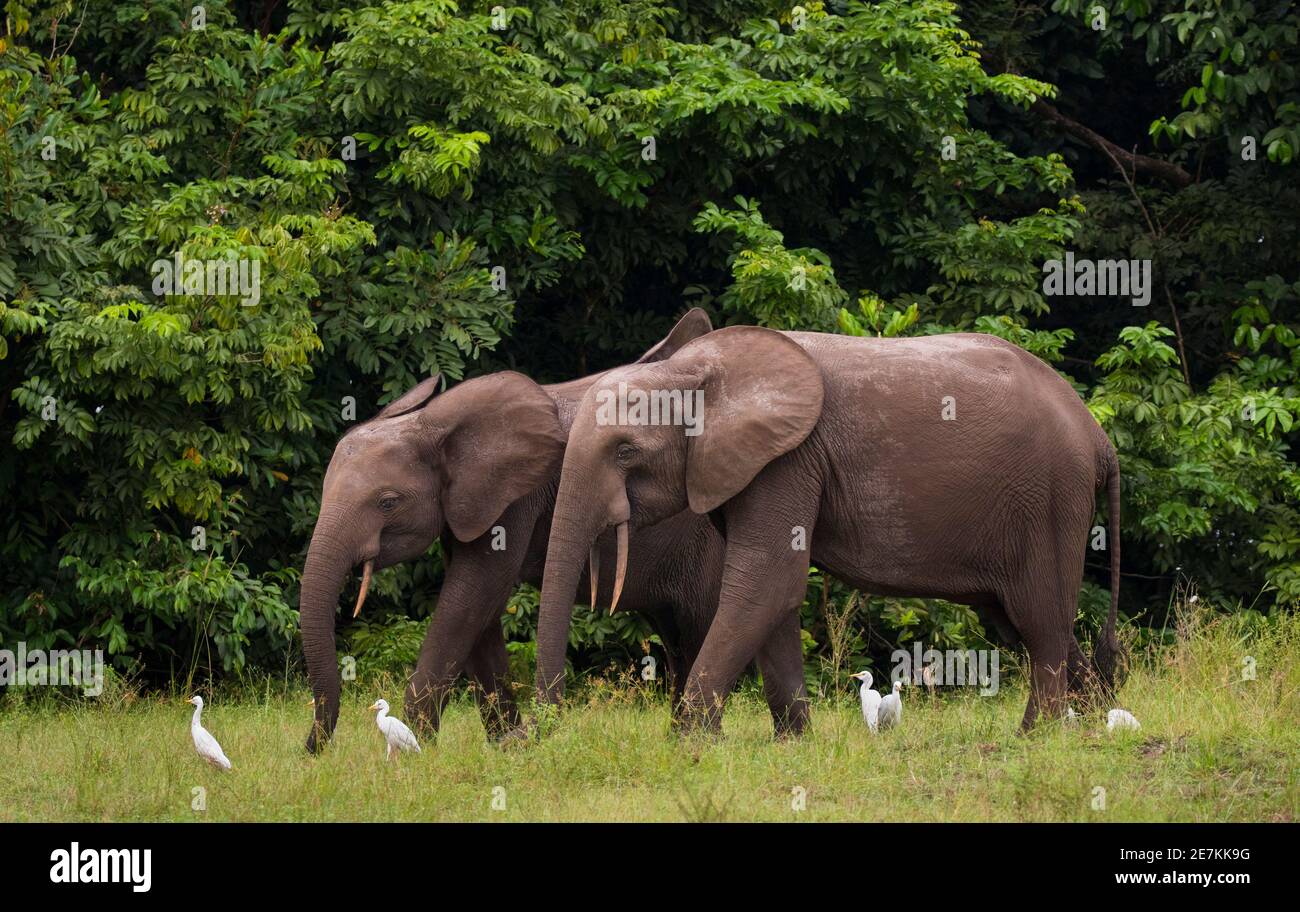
(615, 443), (638, 463)
(378, 494), (400, 512)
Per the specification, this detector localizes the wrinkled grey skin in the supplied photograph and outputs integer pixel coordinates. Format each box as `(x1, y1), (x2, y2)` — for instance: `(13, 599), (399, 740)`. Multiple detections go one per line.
(300, 311), (807, 752)
(534, 326), (1121, 734)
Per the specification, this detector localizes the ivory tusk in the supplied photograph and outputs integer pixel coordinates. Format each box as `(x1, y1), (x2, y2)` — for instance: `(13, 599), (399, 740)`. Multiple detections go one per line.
(609, 522), (628, 616)
(352, 559), (373, 618)
(588, 545), (601, 611)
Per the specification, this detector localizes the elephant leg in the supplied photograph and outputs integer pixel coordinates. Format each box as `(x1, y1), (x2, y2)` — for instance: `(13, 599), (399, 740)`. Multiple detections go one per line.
(654, 613), (701, 725)
(679, 485), (815, 735)
(464, 621), (521, 740)
(406, 611), (481, 738)
(973, 596), (1021, 648)
(1001, 542), (1084, 731)
(1066, 635), (1112, 713)
(1065, 637), (1090, 696)
(406, 508), (535, 737)
(755, 611), (810, 738)
(660, 643), (684, 721)
(667, 633), (706, 726)
(1020, 629), (1070, 730)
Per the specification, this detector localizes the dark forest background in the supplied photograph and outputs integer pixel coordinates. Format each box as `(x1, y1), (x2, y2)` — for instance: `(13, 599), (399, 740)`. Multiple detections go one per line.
(1, 1), (1296, 693)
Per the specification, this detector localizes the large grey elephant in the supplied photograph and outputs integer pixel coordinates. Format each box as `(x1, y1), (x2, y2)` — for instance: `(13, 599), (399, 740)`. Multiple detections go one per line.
(299, 311), (806, 752)
(533, 326), (1122, 733)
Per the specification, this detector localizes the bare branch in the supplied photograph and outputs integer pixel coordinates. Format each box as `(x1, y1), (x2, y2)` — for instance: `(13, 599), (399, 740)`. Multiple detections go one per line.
(1031, 97), (1193, 189)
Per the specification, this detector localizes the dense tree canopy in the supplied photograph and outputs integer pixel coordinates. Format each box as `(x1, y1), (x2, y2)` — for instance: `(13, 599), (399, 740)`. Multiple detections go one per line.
(2, 1), (1296, 690)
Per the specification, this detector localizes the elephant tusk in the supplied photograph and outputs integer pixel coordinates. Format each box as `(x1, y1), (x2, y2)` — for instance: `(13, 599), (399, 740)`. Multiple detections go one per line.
(609, 522), (628, 616)
(352, 559), (373, 618)
(588, 544), (601, 611)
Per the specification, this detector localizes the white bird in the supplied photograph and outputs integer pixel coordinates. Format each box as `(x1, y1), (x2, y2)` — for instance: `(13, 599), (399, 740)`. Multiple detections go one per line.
(850, 670), (882, 732)
(187, 696), (232, 770)
(1106, 708), (1141, 732)
(877, 681), (904, 731)
(369, 699), (421, 760)
(1065, 705), (1079, 724)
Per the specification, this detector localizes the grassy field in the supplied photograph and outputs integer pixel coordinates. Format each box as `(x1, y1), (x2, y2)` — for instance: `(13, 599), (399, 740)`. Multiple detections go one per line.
(1, 610), (1296, 822)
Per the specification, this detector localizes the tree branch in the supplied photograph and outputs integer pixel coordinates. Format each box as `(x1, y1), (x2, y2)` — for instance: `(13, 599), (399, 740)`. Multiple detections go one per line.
(1031, 98), (1193, 188)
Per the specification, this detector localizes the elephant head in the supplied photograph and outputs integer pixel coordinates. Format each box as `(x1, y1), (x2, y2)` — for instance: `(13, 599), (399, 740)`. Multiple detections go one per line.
(534, 326), (824, 703)
(302, 371), (567, 752)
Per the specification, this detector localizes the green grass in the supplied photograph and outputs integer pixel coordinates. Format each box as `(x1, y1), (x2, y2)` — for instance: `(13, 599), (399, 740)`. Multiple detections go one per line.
(1, 610), (1297, 822)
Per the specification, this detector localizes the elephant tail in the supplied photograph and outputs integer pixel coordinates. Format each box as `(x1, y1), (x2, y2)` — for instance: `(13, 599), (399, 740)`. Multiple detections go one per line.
(1092, 445), (1124, 693)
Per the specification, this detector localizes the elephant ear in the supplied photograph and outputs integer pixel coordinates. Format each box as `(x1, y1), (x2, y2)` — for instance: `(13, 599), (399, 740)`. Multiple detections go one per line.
(374, 375), (443, 420)
(678, 326), (824, 515)
(634, 308), (713, 364)
(429, 372), (567, 542)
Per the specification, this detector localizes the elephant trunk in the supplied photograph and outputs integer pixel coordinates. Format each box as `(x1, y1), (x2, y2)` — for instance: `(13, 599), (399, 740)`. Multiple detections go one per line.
(300, 510), (355, 754)
(535, 466), (622, 707)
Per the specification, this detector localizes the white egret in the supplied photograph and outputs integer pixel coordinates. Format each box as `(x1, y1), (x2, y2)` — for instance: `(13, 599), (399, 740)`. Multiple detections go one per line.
(850, 670), (882, 732)
(1106, 708), (1141, 732)
(877, 681), (904, 731)
(187, 696), (232, 770)
(369, 699), (421, 760)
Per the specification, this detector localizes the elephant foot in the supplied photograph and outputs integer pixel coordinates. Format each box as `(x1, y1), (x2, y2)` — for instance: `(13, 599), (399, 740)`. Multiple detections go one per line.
(492, 725), (531, 749)
(772, 720), (808, 741)
(770, 702), (811, 740)
(305, 718), (335, 755)
(675, 713), (724, 744)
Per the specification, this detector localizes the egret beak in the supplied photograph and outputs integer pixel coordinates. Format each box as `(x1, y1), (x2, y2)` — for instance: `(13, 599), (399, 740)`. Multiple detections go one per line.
(353, 559), (374, 618)
(306, 698), (316, 707)
(368, 702), (380, 712)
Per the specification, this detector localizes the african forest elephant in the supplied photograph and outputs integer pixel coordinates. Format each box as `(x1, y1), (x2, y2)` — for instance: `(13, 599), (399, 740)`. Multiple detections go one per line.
(300, 310), (801, 752)
(534, 326), (1122, 733)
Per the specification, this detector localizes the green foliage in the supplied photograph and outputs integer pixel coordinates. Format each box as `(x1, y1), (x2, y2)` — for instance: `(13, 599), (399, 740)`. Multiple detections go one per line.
(343, 616), (427, 678)
(694, 196), (846, 329)
(1, 0), (1296, 694)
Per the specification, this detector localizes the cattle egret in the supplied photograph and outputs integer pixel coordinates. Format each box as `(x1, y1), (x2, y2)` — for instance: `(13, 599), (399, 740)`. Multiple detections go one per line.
(877, 681), (904, 731)
(369, 699), (421, 760)
(850, 670), (882, 732)
(187, 696), (232, 770)
(1106, 708), (1141, 732)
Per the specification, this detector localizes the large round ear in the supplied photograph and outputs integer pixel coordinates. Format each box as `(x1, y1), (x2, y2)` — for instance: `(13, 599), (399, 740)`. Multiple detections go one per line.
(428, 372), (567, 542)
(635, 308), (713, 364)
(678, 327), (824, 515)
(374, 375), (443, 420)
